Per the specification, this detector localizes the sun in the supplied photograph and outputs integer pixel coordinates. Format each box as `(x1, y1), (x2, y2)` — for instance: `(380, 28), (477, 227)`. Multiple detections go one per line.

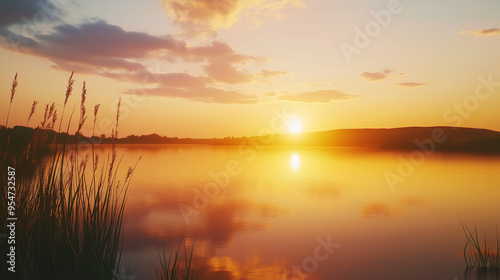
(288, 118), (302, 133)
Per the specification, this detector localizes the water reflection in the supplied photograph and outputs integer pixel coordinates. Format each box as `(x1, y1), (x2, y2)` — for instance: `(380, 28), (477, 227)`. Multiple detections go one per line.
(86, 145), (500, 280)
(362, 197), (426, 219)
(464, 268), (500, 280)
(290, 153), (300, 169)
(362, 203), (392, 219)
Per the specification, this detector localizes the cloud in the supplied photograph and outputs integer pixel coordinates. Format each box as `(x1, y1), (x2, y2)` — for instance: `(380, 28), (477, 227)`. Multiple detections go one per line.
(1, 18), (280, 84)
(105, 71), (210, 87)
(300, 81), (318, 87)
(361, 69), (397, 82)
(0, 18), (267, 74)
(203, 64), (289, 84)
(278, 89), (357, 103)
(299, 81), (337, 87)
(253, 0), (305, 18)
(38, 21), (180, 59)
(460, 28), (500, 37)
(123, 71), (259, 104)
(204, 60), (254, 84)
(362, 203), (391, 219)
(258, 69), (289, 80)
(1, 19), (287, 104)
(397, 82), (425, 88)
(202, 51), (288, 84)
(163, 0), (305, 36)
(248, 0), (305, 27)
(0, 0), (65, 28)
(127, 84), (258, 104)
(163, 0), (254, 36)
(2, 20), (189, 73)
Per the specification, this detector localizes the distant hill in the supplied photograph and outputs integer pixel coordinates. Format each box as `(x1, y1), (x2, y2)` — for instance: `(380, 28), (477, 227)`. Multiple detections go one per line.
(265, 127), (500, 153)
(1, 125), (500, 153)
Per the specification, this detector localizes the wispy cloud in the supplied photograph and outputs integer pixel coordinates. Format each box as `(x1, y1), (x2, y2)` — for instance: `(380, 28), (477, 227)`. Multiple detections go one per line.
(278, 90), (357, 103)
(397, 82), (425, 88)
(258, 69), (289, 80)
(202, 55), (289, 84)
(460, 28), (500, 37)
(125, 82), (259, 104)
(361, 69), (402, 82)
(163, 0), (305, 37)
(300, 81), (318, 87)
(362, 203), (391, 219)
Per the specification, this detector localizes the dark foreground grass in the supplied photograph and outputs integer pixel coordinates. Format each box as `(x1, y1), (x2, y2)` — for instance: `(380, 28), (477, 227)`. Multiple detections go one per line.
(0, 73), (139, 279)
(155, 239), (204, 280)
(1, 72), (205, 280)
(461, 220), (500, 269)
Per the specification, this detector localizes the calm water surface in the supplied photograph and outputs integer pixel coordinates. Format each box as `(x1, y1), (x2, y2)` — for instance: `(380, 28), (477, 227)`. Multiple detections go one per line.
(89, 144), (500, 280)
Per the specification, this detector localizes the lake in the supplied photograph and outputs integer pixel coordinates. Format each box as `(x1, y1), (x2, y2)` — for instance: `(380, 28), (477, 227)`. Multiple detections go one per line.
(88, 144), (500, 280)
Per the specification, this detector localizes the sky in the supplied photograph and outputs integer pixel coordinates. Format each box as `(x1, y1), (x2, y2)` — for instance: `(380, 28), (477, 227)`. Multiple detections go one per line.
(0, 0), (499, 138)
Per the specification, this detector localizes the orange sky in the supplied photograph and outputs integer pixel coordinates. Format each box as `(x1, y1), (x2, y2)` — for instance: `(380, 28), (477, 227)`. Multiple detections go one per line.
(1, 0), (499, 138)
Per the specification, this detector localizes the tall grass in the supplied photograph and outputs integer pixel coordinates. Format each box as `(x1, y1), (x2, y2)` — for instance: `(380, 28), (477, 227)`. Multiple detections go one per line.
(155, 239), (204, 280)
(5, 73), (18, 128)
(0, 72), (138, 279)
(461, 220), (500, 269)
(1, 72), (206, 280)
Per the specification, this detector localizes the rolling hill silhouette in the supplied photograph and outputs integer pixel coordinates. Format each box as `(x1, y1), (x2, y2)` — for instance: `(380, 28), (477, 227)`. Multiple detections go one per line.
(266, 126), (500, 153)
(2, 125), (500, 153)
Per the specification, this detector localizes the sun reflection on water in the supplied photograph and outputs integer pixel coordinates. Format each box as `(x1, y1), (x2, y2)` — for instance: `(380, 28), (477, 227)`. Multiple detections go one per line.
(290, 153), (300, 169)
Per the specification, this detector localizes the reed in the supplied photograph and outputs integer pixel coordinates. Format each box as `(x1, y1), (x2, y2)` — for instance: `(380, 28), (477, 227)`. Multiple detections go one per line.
(1, 72), (204, 280)
(5, 73), (18, 128)
(58, 71), (75, 132)
(155, 239), (204, 280)
(0, 73), (138, 280)
(26, 100), (38, 126)
(461, 220), (500, 269)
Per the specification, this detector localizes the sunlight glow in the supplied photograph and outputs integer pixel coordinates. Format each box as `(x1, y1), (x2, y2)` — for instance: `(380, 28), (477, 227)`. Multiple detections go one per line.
(288, 118), (302, 133)
(290, 154), (300, 169)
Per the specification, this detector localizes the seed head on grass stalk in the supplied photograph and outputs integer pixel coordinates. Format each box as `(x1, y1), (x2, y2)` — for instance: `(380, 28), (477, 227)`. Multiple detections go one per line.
(27, 100), (39, 126)
(108, 97), (121, 186)
(50, 109), (57, 130)
(48, 103), (55, 117)
(155, 239), (204, 280)
(77, 82), (87, 135)
(5, 72), (18, 127)
(90, 103), (100, 192)
(40, 103), (56, 130)
(40, 104), (49, 127)
(1, 73), (137, 279)
(461, 219), (500, 268)
(115, 98), (121, 139)
(58, 71), (75, 132)
(94, 154), (99, 172)
(93, 104), (100, 137)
